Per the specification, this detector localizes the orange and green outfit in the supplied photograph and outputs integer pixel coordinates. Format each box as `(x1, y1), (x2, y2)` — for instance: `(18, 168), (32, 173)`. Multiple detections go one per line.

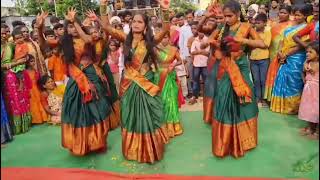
(207, 23), (259, 158)
(108, 28), (169, 163)
(2, 42), (32, 135)
(97, 39), (120, 130)
(61, 38), (115, 156)
(154, 45), (183, 138)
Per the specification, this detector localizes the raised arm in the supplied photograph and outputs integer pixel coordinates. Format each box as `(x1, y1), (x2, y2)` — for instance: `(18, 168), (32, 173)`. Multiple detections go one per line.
(154, 0), (171, 44)
(86, 9), (126, 42)
(65, 8), (93, 44)
(35, 11), (49, 51)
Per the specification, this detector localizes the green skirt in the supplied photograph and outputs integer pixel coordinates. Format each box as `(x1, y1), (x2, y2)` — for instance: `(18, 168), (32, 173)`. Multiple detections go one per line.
(212, 56), (258, 158)
(121, 71), (169, 163)
(102, 63), (120, 130)
(154, 71), (183, 138)
(203, 60), (220, 124)
(102, 63), (119, 104)
(61, 65), (113, 156)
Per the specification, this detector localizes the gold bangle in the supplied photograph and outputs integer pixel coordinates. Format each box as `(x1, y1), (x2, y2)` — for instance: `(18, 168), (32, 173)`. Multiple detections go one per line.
(100, 4), (108, 16)
(161, 9), (170, 23)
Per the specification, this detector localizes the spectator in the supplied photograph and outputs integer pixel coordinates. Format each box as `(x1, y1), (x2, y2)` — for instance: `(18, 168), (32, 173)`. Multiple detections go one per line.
(178, 10), (194, 98)
(269, 0), (280, 21)
(189, 30), (210, 105)
(249, 13), (272, 107)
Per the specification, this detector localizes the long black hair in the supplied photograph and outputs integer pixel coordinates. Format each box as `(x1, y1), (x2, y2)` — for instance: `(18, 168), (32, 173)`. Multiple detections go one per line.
(60, 19), (97, 64)
(279, 4), (292, 14)
(60, 20), (75, 64)
(221, 0), (241, 57)
(123, 13), (158, 69)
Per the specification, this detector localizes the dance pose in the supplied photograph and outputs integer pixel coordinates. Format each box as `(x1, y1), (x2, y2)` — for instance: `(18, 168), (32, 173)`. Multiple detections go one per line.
(154, 32), (183, 138)
(88, 0), (171, 163)
(205, 0), (265, 158)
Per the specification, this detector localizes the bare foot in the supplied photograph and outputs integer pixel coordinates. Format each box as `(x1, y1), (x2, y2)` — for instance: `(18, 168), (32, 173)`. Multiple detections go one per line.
(1, 144), (6, 148)
(300, 127), (312, 136)
(307, 132), (319, 140)
(188, 97), (197, 105)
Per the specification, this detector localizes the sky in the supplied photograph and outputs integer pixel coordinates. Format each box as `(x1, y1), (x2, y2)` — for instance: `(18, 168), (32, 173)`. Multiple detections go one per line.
(2, 0), (15, 7)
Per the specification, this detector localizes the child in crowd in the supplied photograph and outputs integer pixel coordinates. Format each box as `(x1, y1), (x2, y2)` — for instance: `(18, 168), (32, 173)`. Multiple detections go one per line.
(39, 75), (65, 125)
(13, 27), (29, 90)
(43, 47), (52, 76)
(298, 41), (319, 140)
(249, 13), (271, 107)
(47, 46), (67, 85)
(106, 39), (123, 91)
(25, 54), (48, 124)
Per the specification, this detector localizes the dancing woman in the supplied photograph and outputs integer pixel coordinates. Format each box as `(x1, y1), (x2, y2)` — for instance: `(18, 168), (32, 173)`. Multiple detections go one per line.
(72, 20), (121, 131)
(154, 32), (183, 138)
(206, 0), (266, 158)
(270, 5), (309, 114)
(89, 0), (171, 163)
(47, 8), (115, 156)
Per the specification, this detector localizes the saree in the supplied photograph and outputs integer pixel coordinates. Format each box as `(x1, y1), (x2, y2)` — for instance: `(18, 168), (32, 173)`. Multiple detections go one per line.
(154, 45), (183, 138)
(1, 43), (32, 135)
(264, 21), (292, 101)
(209, 23), (259, 158)
(61, 39), (114, 156)
(270, 24), (308, 114)
(100, 40), (121, 130)
(120, 40), (169, 163)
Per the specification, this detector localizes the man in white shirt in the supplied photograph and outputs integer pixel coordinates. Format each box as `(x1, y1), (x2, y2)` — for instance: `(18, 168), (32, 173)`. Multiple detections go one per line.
(178, 10), (194, 98)
(189, 32), (209, 104)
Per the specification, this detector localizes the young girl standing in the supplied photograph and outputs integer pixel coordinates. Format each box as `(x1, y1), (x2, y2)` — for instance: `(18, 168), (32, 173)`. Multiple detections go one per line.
(298, 41), (319, 139)
(25, 54), (48, 124)
(106, 39), (122, 92)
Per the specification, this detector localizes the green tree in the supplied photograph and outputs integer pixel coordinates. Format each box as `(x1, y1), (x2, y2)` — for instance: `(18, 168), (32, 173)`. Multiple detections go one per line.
(171, 0), (198, 13)
(24, 0), (98, 18)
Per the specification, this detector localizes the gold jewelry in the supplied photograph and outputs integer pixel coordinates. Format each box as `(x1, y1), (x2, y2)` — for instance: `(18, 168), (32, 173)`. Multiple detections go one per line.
(218, 25), (225, 41)
(100, 4), (108, 16)
(161, 9), (170, 23)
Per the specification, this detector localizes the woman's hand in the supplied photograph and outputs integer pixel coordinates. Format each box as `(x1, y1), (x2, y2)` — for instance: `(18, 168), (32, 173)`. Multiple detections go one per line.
(17, 57), (27, 65)
(65, 7), (77, 23)
(157, 0), (170, 9)
(36, 11), (48, 27)
(86, 10), (99, 22)
(100, 0), (109, 5)
(168, 63), (175, 73)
